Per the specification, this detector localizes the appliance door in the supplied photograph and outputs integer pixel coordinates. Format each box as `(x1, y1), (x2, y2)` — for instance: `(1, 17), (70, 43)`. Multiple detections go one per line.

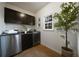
(0, 38), (1, 57)
(33, 32), (40, 46)
(1, 34), (22, 57)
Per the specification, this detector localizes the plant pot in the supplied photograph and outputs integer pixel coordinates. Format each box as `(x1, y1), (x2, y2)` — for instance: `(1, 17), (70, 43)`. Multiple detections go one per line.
(61, 47), (73, 57)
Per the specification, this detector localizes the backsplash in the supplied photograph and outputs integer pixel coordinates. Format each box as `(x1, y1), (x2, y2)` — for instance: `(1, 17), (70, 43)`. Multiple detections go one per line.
(4, 24), (35, 32)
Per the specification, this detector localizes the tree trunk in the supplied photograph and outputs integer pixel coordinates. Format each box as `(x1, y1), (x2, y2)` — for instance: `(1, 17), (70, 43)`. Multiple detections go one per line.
(66, 30), (68, 48)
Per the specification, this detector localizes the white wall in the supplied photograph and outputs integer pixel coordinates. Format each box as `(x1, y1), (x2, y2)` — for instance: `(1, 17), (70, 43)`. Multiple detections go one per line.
(0, 3), (5, 34)
(35, 2), (77, 56)
(0, 3), (35, 34)
(77, 32), (79, 56)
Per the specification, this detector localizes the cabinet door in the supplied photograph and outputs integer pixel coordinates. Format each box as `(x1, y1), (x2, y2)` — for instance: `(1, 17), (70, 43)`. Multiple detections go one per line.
(22, 34), (33, 51)
(5, 8), (19, 23)
(25, 15), (35, 25)
(5, 8), (35, 25)
(30, 16), (35, 25)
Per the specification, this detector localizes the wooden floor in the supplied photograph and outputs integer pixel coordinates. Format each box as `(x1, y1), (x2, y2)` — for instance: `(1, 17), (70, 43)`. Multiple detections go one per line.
(15, 44), (60, 57)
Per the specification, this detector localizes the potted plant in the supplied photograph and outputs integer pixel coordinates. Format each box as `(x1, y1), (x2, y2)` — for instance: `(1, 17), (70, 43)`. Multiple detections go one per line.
(53, 2), (79, 57)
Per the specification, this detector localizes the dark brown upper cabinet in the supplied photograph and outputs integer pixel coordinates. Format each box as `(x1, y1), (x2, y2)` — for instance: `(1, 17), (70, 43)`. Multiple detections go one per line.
(4, 7), (35, 25)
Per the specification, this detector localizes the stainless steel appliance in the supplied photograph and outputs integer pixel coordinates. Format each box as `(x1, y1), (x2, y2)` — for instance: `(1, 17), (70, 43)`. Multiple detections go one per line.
(0, 34), (22, 57)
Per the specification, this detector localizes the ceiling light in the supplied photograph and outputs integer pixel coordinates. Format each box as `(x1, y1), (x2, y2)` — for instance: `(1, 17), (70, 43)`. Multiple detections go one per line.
(20, 13), (25, 17)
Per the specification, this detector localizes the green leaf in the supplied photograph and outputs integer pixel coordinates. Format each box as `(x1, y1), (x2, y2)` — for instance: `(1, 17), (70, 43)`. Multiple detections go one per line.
(53, 2), (79, 31)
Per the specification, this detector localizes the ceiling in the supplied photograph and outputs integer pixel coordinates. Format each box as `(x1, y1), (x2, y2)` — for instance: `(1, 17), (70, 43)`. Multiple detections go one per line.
(7, 2), (49, 13)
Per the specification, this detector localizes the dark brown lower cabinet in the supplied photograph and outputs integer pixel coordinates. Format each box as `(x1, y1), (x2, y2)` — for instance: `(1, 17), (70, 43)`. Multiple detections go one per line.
(21, 34), (33, 51)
